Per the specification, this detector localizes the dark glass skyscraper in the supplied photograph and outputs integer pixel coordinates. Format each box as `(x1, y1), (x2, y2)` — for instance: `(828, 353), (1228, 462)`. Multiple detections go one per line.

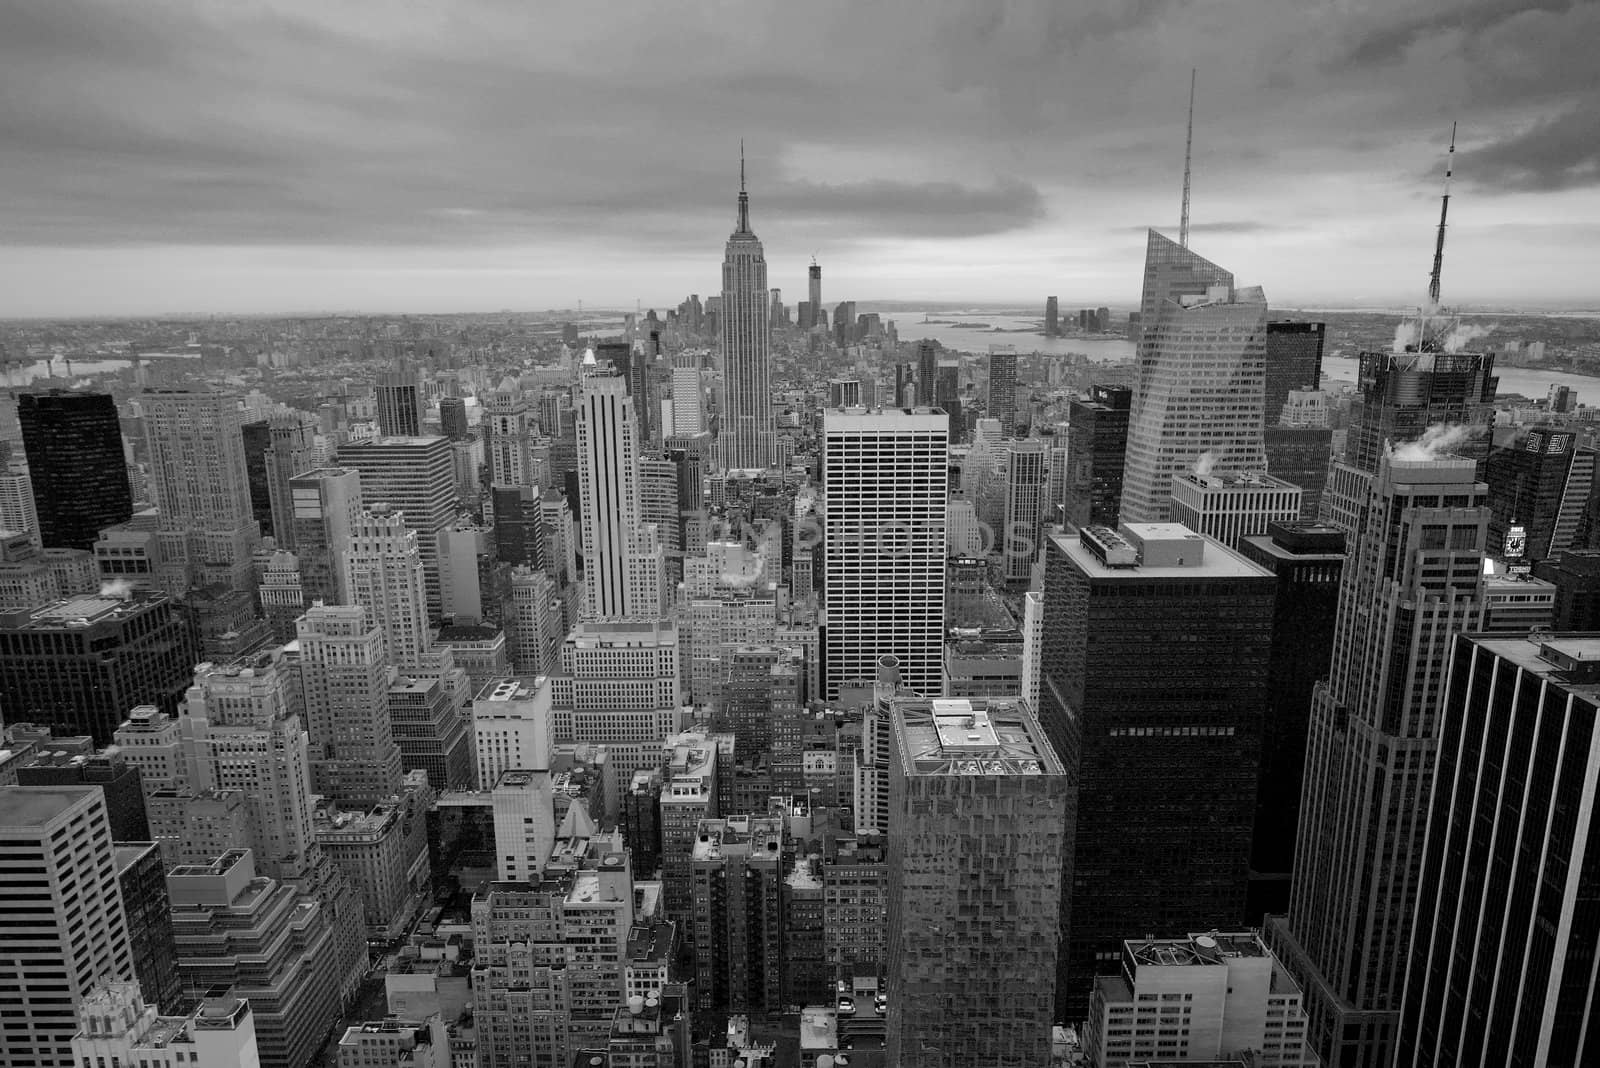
(18, 390), (132, 551)
(1062, 385), (1131, 530)
(986, 349), (1018, 436)
(1264, 320), (1325, 425)
(1040, 522), (1274, 1018)
(1237, 521), (1345, 920)
(1397, 633), (1600, 1067)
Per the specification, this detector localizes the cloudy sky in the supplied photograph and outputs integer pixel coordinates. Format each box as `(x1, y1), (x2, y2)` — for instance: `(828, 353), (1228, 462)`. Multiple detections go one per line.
(0, 0), (1595, 317)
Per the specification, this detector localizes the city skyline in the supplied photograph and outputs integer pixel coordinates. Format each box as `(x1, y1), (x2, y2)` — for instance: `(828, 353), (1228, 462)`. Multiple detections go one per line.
(1, 1), (1597, 317)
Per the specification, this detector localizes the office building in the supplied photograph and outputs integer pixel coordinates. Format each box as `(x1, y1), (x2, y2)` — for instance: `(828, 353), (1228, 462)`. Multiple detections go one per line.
(1485, 424), (1596, 564)
(1170, 470), (1304, 550)
(344, 506), (433, 669)
(669, 363), (704, 436)
(1263, 424), (1334, 520)
(1237, 522), (1345, 920)
(375, 368), (425, 438)
(0, 469), (39, 543)
(1002, 438), (1048, 584)
(1320, 348), (1497, 535)
(1534, 548), (1600, 629)
(1397, 634), (1600, 1068)
(1041, 523), (1274, 1016)
(142, 390), (261, 593)
(1267, 455), (1488, 1068)
(485, 391), (538, 488)
(115, 841), (183, 1014)
(260, 553), (305, 644)
(577, 373), (666, 622)
(1084, 931), (1314, 1068)
(167, 849), (348, 1068)
(286, 466), (364, 604)
(439, 395), (469, 440)
(0, 786), (133, 1068)
(0, 592), (197, 744)
(296, 604), (404, 805)
(1063, 384), (1132, 530)
(16, 745), (150, 842)
(70, 982), (262, 1068)
(821, 407), (948, 700)
(1121, 232), (1268, 523)
(338, 435), (456, 616)
(1045, 295), (1060, 337)
(1264, 321), (1326, 426)
(987, 347), (1018, 436)
(474, 675), (554, 785)
(336, 1019), (449, 1068)
(261, 411), (319, 548)
(19, 390), (133, 551)
(182, 650), (318, 882)
(719, 162), (774, 472)
(550, 621), (685, 748)
(387, 669), (474, 792)
(884, 696), (1067, 1068)
(492, 483), (545, 570)
(313, 792), (430, 937)
(691, 815), (786, 1015)
(507, 565), (561, 676)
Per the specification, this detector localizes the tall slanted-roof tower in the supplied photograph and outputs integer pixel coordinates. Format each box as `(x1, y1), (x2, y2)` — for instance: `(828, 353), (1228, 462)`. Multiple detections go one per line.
(718, 143), (774, 472)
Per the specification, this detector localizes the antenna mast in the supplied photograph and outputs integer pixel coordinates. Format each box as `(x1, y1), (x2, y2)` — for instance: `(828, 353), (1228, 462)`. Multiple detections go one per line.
(1427, 123), (1456, 307)
(1180, 69), (1196, 248)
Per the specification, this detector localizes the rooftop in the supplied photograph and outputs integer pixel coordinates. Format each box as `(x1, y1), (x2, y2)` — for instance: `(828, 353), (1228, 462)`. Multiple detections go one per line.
(1126, 931), (1268, 968)
(892, 697), (1063, 777)
(5, 592), (168, 630)
(1055, 527), (1271, 581)
(0, 784), (98, 830)
(475, 676), (547, 703)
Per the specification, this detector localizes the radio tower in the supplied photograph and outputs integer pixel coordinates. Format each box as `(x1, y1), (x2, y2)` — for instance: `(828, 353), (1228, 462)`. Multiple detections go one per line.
(1179, 69), (1196, 248)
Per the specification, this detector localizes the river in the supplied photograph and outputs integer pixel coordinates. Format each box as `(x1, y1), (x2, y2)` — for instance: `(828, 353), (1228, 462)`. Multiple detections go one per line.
(887, 310), (1136, 362)
(1320, 353), (1600, 404)
(0, 352), (203, 388)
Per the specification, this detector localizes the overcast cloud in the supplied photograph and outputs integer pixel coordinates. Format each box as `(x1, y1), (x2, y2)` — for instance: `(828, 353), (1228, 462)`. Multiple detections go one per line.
(0, 0), (1595, 316)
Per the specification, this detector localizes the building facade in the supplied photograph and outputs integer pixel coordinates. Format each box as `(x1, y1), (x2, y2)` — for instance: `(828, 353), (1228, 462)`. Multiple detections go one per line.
(18, 390), (133, 551)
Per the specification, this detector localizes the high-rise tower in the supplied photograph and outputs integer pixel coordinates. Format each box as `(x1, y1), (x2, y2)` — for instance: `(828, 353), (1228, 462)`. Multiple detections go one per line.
(718, 148), (774, 472)
(296, 603), (403, 805)
(1120, 232), (1268, 524)
(577, 372), (665, 622)
(375, 367), (424, 438)
(807, 260), (822, 330)
(1266, 455), (1489, 1068)
(18, 390), (132, 551)
(142, 390), (260, 593)
(343, 506), (433, 670)
(821, 406), (948, 700)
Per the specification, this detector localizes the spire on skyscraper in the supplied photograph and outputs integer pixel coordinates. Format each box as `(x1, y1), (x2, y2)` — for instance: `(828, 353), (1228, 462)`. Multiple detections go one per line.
(1180, 69), (1196, 249)
(1427, 122), (1456, 307)
(736, 139), (751, 234)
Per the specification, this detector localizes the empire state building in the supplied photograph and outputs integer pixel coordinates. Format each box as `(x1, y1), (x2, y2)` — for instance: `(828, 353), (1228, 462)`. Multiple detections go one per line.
(718, 155), (774, 472)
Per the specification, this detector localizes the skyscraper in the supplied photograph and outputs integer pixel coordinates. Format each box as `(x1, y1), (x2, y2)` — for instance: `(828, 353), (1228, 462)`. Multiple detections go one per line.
(263, 411), (319, 549)
(286, 466), (364, 604)
(18, 390), (132, 551)
(1045, 296), (1060, 338)
(1041, 522), (1274, 1017)
(338, 435), (456, 616)
(807, 261), (822, 330)
(1266, 454), (1489, 1068)
(822, 406), (948, 700)
(343, 506), (433, 669)
(577, 372), (664, 622)
(1120, 231), (1268, 523)
(485, 391), (538, 488)
(718, 155), (773, 472)
(1002, 439), (1047, 585)
(884, 696), (1067, 1068)
(0, 468), (39, 543)
(1237, 521), (1346, 920)
(0, 785), (134, 1068)
(1484, 424), (1594, 564)
(1063, 385), (1132, 529)
(1263, 321), (1325, 426)
(986, 347), (1018, 437)
(296, 603), (404, 805)
(1397, 633), (1600, 1067)
(916, 341), (937, 407)
(375, 367), (425, 438)
(182, 650), (319, 882)
(142, 390), (260, 593)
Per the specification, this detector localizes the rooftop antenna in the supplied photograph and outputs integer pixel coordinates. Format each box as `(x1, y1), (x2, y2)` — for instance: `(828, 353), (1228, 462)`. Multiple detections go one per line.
(736, 139), (751, 233)
(1428, 122), (1456, 308)
(1180, 68), (1196, 248)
